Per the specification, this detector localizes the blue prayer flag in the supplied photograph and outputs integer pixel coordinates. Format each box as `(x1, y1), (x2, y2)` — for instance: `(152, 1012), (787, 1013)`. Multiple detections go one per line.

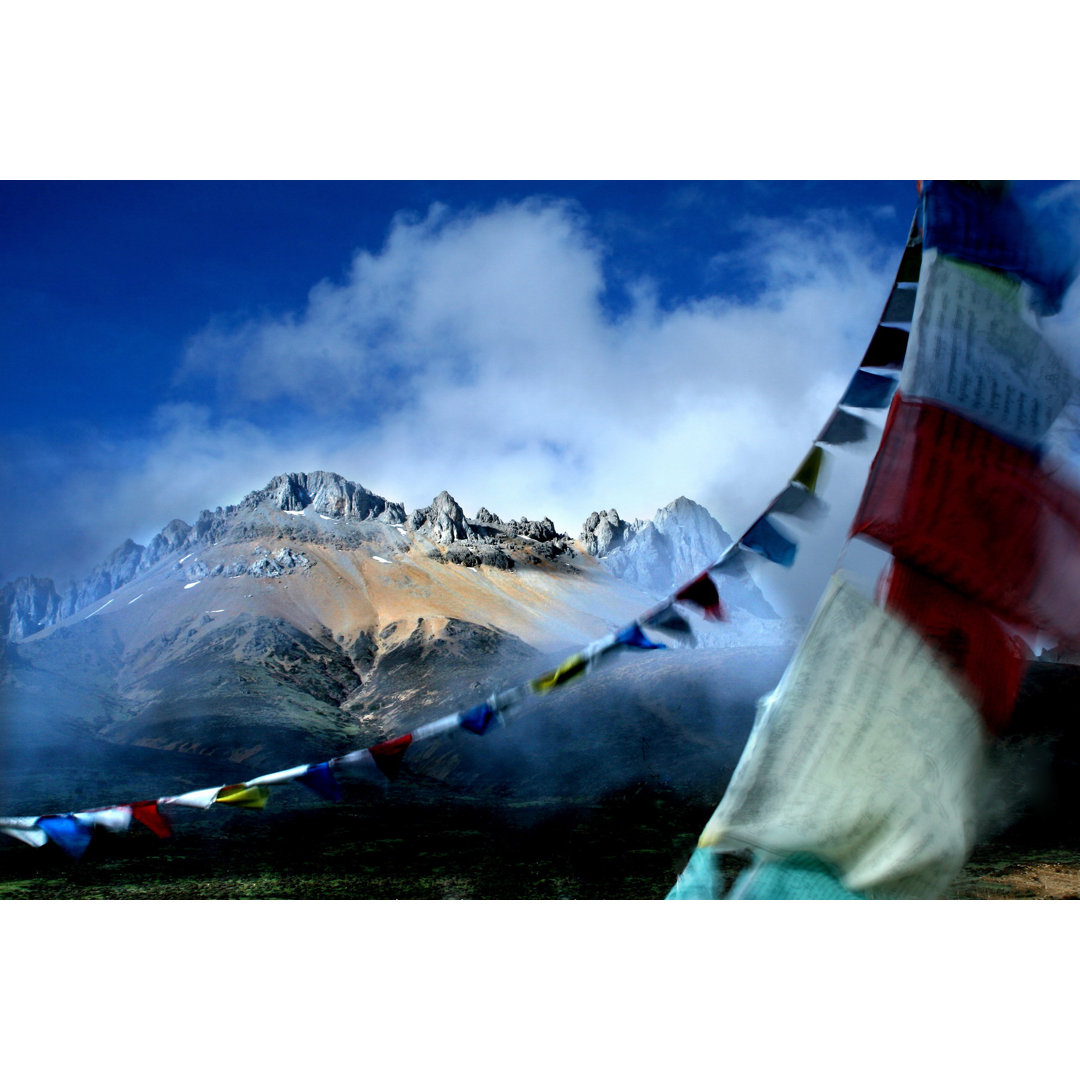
(615, 622), (666, 650)
(299, 762), (344, 802)
(459, 701), (498, 735)
(740, 516), (797, 567)
(841, 370), (898, 410)
(37, 815), (94, 860)
(923, 180), (1076, 314)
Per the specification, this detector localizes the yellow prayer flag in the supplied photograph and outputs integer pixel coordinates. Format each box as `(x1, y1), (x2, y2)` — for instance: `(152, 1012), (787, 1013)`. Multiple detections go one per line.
(529, 653), (588, 695)
(215, 785), (270, 810)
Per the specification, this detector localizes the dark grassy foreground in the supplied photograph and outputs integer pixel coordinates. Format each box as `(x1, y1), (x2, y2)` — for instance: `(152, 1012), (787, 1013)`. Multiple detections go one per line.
(0, 780), (724, 900)
(5, 776), (1078, 899)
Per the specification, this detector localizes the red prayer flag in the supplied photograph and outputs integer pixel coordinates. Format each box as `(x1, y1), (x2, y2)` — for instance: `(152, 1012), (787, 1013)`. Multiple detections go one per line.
(131, 800), (173, 839)
(851, 394), (1080, 648)
(882, 560), (1028, 735)
(675, 572), (727, 621)
(368, 733), (414, 779)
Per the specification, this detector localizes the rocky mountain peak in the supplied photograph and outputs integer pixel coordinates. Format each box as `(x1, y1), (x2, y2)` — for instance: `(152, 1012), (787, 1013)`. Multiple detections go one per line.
(240, 471), (405, 524)
(579, 496), (777, 619)
(408, 491), (472, 545)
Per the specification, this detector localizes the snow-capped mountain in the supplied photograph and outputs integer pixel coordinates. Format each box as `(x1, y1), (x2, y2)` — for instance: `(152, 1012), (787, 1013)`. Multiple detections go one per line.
(0, 472), (795, 814)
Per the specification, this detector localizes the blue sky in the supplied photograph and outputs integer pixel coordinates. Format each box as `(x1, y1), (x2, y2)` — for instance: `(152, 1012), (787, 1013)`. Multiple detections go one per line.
(2, 180), (1074, 597)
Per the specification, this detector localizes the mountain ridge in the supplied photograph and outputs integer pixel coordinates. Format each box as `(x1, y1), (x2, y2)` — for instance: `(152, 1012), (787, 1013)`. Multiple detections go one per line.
(1, 471), (774, 641)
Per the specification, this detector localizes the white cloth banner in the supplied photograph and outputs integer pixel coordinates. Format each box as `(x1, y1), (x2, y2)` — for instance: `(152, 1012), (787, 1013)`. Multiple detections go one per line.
(1, 825), (49, 847)
(902, 250), (1074, 445)
(411, 715), (462, 742)
(74, 807), (132, 832)
(698, 575), (987, 899)
(159, 787), (223, 810)
(244, 765), (310, 786)
(332, 749), (382, 780)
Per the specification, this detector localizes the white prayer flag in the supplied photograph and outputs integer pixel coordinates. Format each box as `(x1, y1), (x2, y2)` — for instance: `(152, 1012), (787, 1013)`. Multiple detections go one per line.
(699, 575), (987, 899)
(159, 787), (223, 810)
(74, 807), (132, 832)
(1, 825), (49, 848)
(411, 714), (462, 742)
(902, 250), (1074, 445)
(244, 765), (310, 786)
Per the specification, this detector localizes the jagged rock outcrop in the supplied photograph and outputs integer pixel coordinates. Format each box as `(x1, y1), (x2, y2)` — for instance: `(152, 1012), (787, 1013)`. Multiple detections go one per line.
(409, 491), (476, 545)
(241, 471), (405, 524)
(142, 518), (194, 567)
(474, 507), (502, 526)
(581, 509), (636, 557)
(0, 577), (63, 640)
(508, 516), (560, 542)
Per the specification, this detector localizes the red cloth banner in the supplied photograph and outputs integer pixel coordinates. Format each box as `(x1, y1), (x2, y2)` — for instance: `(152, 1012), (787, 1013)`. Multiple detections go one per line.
(368, 733), (414, 779)
(675, 572), (726, 621)
(131, 800), (173, 839)
(852, 394), (1080, 648)
(882, 560), (1027, 735)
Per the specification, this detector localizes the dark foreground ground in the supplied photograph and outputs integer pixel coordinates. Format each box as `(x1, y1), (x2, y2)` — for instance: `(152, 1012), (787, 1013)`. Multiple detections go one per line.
(0, 781), (717, 900)
(2, 778), (1077, 900)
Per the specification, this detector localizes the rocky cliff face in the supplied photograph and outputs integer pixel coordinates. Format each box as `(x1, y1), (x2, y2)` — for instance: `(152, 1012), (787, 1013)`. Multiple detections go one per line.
(240, 471), (406, 523)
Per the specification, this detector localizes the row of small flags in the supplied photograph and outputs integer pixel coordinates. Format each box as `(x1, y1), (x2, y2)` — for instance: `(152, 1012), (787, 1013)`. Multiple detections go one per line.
(0, 617), (679, 858)
(670, 180), (1080, 899)
(0, 209), (922, 865)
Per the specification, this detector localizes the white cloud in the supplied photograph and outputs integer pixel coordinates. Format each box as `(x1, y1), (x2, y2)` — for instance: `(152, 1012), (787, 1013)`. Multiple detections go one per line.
(181, 198), (896, 539)
(6, 198), (902, 605)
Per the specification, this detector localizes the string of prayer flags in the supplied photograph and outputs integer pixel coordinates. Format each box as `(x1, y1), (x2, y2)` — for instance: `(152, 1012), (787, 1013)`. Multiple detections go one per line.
(692, 576), (986, 899)
(740, 515), (797, 567)
(131, 800), (173, 839)
(215, 784), (270, 809)
(817, 407), (869, 446)
(37, 814), (95, 860)
(459, 701), (498, 735)
(367, 734), (413, 779)
(882, 560), (1028, 736)
(674, 571), (726, 621)
(922, 180), (1075, 314)
(841, 370), (898, 411)
(851, 394), (1080, 648)
(0, 818), (50, 848)
(901, 251), (1074, 447)
(860, 325), (910, 371)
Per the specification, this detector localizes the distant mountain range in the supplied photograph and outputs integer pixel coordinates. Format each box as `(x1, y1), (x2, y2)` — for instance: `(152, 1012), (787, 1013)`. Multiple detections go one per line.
(0, 471), (793, 814)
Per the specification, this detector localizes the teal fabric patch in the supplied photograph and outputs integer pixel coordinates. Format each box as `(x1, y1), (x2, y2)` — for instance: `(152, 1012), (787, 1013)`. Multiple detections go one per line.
(729, 853), (864, 900)
(666, 847), (718, 899)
